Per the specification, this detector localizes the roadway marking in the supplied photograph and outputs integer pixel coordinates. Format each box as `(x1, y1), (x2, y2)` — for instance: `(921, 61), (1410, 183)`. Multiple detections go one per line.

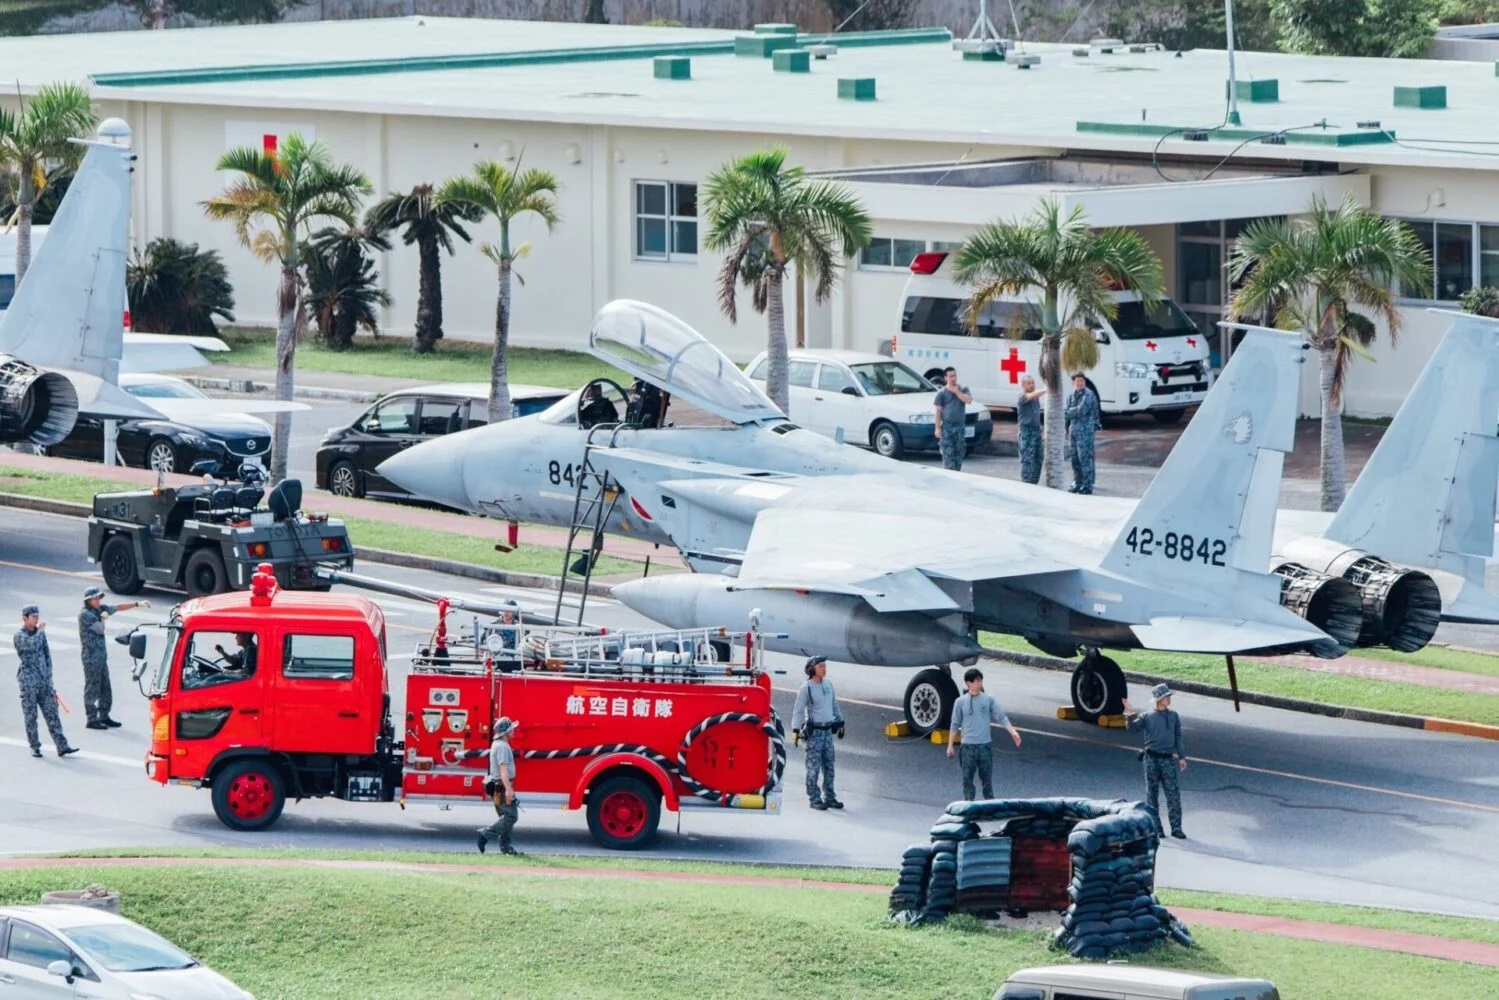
(0, 737), (140, 769)
(0, 558), (97, 580)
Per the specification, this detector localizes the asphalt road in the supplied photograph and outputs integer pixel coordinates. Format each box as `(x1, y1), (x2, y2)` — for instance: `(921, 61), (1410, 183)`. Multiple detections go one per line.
(4, 508), (1499, 920)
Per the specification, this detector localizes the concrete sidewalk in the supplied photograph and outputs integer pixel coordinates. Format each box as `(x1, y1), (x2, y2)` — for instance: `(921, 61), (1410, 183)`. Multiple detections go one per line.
(4, 855), (1496, 968)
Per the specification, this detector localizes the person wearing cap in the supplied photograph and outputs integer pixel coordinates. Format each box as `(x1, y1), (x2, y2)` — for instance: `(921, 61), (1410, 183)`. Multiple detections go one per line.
(1123, 683), (1188, 839)
(463, 717), (521, 854)
(14, 606), (78, 759)
(78, 587), (148, 730)
(791, 656), (845, 810)
(946, 668), (1022, 801)
(1064, 372), (1101, 495)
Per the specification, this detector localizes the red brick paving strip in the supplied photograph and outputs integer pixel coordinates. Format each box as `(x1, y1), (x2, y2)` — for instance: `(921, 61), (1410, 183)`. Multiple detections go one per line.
(5, 856), (1498, 968)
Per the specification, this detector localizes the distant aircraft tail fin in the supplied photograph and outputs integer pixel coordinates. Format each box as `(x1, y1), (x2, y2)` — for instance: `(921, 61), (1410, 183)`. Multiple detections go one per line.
(1326, 311), (1499, 575)
(1100, 326), (1306, 605)
(0, 125), (134, 384)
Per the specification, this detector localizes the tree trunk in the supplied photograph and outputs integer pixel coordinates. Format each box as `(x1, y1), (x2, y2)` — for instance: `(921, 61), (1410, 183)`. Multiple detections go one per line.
(583, 0), (608, 23)
(413, 234), (443, 354)
(14, 170), (35, 284)
(489, 258), (513, 423)
(271, 264), (299, 485)
(764, 271), (790, 415)
(1318, 343), (1345, 512)
(142, 0), (168, 29)
(1040, 294), (1065, 490)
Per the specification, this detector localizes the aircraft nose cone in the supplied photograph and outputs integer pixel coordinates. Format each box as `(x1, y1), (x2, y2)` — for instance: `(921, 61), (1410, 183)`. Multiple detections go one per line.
(377, 434), (474, 511)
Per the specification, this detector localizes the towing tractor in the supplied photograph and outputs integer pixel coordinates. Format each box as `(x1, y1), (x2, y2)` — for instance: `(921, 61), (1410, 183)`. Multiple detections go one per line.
(135, 564), (783, 849)
(88, 470), (354, 597)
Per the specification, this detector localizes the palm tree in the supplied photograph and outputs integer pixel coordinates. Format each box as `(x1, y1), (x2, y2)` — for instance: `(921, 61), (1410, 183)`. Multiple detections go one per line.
(437, 160), (560, 423)
(0, 82), (97, 283)
(203, 132), (372, 483)
(126, 238), (236, 335)
(366, 184), (480, 353)
(952, 200), (1164, 490)
(701, 148), (872, 414)
(305, 222), (393, 350)
(1228, 195), (1431, 512)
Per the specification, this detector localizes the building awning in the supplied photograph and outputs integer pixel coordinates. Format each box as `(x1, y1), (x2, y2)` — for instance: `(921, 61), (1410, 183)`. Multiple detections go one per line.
(818, 157), (1371, 229)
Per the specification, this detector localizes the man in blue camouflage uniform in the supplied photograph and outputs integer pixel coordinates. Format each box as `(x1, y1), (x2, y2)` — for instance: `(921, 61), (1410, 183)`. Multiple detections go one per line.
(1123, 683), (1188, 839)
(78, 586), (148, 730)
(791, 656), (845, 810)
(1063, 373), (1101, 495)
(14, 606), (79, 759)
(1016, 375), (1045, 485)
(932, 367), (973, 471)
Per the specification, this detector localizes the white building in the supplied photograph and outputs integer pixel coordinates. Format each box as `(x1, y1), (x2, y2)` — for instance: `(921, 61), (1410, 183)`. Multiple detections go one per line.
(1, 16), (1496, 417)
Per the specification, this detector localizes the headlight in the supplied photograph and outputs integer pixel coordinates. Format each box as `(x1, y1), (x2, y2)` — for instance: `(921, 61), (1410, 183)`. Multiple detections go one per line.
(907, 413), (935, 424)
(178, 432), (211, 447)
(1115, 362), (1153, 379)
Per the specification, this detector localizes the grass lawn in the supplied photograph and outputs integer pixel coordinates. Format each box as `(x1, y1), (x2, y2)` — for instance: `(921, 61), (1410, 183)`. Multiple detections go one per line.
(1, 860), (1493, 999)
(1354, 642), (1499, 679)
(979, 631), (1499, 727)
(214, 326), (620, 389)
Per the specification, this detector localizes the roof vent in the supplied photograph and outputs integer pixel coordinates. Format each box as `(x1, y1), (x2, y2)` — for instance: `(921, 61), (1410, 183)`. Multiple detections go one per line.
(838, 77), (877, 101)
(653, 56), (690, 81)
(1012, 53), (1040, 69)
(1260, 133), (1287, 145)
(773, 48), (810, 73)
(1091, 37), (1124, 53)
(1357, 119), (1382, 129)
(1073, 47), (1090, 57)
(1183, 130), (1210, 141)
(807, 43), (837, 60)
(1394, 85), (1446, 109)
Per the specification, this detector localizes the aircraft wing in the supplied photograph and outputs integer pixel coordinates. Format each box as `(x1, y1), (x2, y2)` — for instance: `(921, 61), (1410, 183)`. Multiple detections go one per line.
(120, 333), (229, 374)
(133, 397), (311, 420)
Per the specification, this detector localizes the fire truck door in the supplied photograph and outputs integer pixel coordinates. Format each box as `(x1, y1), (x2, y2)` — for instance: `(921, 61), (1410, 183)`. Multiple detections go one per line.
(171, 629), (268, 777)
(272, 632), (371, 754)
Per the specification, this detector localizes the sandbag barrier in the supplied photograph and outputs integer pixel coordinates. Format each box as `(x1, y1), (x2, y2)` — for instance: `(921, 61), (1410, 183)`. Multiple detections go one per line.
(888, 797), (1195, 958)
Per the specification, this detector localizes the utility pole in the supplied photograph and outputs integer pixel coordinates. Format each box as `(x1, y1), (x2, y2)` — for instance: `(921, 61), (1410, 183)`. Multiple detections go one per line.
(1225, 0), (1242, 125)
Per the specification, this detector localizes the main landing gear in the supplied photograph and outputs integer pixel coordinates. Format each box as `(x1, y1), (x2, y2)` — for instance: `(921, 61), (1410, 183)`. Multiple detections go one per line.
(1070, 647), (1127, 724)
(903, 665), (959, 737)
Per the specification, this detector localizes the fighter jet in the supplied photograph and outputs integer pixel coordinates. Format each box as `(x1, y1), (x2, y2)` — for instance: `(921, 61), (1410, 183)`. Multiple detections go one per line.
(380, 300), (1366, 730)
(0, 119), (299, 453)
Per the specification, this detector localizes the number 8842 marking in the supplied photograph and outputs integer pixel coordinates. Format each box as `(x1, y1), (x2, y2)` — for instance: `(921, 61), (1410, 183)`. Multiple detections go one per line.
(1124, 527), (1227, 566)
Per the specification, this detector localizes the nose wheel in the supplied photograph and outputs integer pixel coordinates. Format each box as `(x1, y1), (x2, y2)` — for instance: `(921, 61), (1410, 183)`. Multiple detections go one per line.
(903, 666), (958, 737)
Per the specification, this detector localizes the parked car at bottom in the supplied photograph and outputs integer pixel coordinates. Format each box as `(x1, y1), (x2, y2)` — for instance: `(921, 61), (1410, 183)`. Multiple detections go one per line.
(0, 903), (254, 999)
(995, 964), (1278, 1000)
(316, 382), (568, 501)
(45, 373), (272, 473)
(746, 349), (993, 459)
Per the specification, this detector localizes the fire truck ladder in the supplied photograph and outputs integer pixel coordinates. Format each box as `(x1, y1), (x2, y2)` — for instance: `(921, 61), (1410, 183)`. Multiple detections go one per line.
(554, 424), (629, 625)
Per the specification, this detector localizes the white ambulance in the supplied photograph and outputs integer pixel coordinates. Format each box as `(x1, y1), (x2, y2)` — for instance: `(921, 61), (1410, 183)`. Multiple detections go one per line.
(0, 225), (47, 315)
(892, 250), (1212, 424)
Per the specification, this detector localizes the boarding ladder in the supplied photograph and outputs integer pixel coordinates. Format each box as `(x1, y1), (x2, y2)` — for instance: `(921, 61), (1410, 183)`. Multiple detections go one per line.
(554, 423), (631, 625)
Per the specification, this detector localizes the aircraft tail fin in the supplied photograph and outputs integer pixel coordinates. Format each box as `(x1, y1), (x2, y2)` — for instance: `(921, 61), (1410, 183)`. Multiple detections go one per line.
(1100, 326), (1306, 604)
(0, 125), (134, 384)
(1327, 311), (1499, 576)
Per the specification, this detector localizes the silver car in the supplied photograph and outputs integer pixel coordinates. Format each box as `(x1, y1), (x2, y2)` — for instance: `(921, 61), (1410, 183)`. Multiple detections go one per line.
(0, 904), (252, 999)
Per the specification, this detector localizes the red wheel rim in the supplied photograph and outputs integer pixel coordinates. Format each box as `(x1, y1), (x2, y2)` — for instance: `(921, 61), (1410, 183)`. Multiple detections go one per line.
(600, 791), (646, 839)
(227, 771), (274, 821)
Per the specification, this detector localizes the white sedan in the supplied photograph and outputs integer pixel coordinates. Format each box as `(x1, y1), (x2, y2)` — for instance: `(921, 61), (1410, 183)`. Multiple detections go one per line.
(0, 904), (252, 999)
(746, 349), (994, 459)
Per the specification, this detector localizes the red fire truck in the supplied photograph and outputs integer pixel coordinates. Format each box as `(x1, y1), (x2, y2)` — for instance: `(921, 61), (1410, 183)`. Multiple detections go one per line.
(137, 565), (784, 849)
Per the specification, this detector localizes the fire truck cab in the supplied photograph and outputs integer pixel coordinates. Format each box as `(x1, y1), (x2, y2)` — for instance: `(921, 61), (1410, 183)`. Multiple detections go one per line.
(142, 564), (782, 849)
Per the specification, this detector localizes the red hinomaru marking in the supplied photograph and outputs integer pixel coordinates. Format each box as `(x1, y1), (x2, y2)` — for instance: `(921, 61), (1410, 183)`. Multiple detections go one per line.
(630, 496), (653, 521)
(999, 347), (1027, 384)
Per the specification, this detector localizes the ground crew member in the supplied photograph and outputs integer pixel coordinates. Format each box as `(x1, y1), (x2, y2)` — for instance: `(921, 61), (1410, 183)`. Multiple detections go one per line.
(933, 367), (973, 472)
(1123, 683), (1188, 839)
(78, 587), (148, 730)
(465, 716), (521, 854)
(791, 656), (844, 810)
(946, 668), (1022, 800)
(1016, 375), (1045, 485)
(1064, 372), (1101, 494)
(14, 606), (79, 760)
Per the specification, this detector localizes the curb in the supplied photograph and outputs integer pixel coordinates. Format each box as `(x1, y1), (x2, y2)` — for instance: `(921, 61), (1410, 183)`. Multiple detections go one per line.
(0, 492), (614, 600)
(183, 375), (380, 403)
(979, 647), (1499, 743)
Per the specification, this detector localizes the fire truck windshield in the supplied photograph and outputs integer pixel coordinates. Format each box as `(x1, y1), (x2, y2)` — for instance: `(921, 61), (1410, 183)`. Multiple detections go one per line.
(151, 626), (181, 697)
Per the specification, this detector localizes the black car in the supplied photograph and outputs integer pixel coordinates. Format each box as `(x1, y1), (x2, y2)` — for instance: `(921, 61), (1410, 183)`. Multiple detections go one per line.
(46, 373), (273, 473)
(316, 382), (568, 501)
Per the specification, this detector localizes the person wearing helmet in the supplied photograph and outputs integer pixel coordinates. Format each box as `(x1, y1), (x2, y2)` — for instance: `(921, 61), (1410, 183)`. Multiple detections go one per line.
(790, 656), (845, 811)
(78, 586), (149, 730)
(464, 717), (521, 854)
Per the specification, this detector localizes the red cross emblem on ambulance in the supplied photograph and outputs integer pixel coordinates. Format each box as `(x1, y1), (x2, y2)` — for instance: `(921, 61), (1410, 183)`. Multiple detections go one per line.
(999, 347), (1027, 384)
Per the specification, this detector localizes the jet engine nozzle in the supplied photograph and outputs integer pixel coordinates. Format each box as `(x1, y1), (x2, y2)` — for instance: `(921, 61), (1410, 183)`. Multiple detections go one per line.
(0, 358), (79, 446)
(1271, 563), (1363, 658)
(1343, 556), (1442, 652)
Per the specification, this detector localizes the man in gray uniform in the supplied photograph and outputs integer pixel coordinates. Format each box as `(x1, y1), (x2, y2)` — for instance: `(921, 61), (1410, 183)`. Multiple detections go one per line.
(14, 606), (79, 759)
(464, 716), (521, 854)
(78, 587), (148, 730)
(1123, 683), (1188, 839)
(946, 668), (1022, 800)
(932, 367), (973, 471)
(1016, 375), (1045, 485)
(791, 656), (845, 810)
(1064, 372), (1101, 494)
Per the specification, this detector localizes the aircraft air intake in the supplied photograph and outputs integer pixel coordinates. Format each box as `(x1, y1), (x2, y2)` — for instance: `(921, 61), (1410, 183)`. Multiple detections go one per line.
(1343, 556), (1443, 652)
(1271, 563), (1363, 658)
(0, 357), (79, 446)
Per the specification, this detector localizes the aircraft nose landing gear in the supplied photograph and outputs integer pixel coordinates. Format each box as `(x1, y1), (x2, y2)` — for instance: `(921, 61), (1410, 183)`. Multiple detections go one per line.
(1070, 648), (1127, 724)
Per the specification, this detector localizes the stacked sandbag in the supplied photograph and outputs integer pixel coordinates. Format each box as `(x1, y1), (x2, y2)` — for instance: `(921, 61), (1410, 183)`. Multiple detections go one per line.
(888, 844), (933, 917)
(954, 836), (1012, 912)
(923, 841), (959, 921)
(1053, 799), (1183, 957)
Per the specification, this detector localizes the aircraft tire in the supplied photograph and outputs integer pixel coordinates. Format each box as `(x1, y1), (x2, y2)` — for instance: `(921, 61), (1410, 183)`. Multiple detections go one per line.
(1070, 654), (1126, 723)
(904, 667), (958, 737)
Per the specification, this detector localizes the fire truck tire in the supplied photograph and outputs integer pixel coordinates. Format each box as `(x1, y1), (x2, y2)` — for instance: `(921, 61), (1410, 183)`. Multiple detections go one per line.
(586, 774), (661, 850)
(184, 548), (229, 598)
(211, 759), (286, 832)
(100, 535), (144, 595)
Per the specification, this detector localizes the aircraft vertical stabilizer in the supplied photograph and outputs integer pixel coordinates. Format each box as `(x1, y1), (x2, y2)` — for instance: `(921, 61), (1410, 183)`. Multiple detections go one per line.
(1100, 327), (1305, 604)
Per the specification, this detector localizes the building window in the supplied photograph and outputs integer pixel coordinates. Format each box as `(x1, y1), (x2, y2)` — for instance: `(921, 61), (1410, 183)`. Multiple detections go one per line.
(1176, 218), (1273, 369)
(1395, 220), (1499, 301)
(859, 237), (949, 270)
(635, 181), (697, 261)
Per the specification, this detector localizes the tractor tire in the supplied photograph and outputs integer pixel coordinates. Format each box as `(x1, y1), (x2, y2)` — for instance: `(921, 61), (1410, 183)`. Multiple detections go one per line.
(184, 548), (229, 598)
(100, 534), (144, 595)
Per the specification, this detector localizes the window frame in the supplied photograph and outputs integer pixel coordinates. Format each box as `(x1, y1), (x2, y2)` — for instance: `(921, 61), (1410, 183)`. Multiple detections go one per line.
(633, 180), (698, 263)
(858, 237), (960, 272)
(3, 919), (77, 971)
(415, 397), (465, 437)
(281, 633), (357, 682)
(1392, 218), (1498, 304)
